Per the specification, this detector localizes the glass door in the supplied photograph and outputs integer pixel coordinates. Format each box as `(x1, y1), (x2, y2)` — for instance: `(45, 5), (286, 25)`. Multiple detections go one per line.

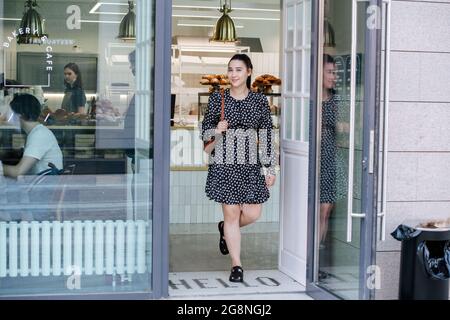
(312, 0), (380, 300)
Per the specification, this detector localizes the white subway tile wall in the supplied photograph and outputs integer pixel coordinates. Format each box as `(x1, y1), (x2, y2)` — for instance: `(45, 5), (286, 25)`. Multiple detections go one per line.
(248, 53), (281, 82)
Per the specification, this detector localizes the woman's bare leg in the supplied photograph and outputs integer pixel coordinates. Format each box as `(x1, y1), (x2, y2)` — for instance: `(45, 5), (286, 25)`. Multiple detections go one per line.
(319, 203), (334, 244)
(222, 204), (243, 267)
(240, 204), (262, 227)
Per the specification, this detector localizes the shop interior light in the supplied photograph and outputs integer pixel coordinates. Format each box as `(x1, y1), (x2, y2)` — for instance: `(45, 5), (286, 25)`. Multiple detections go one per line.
(117, 1), (136, 41)
(323, 0), (335, 48)
(44, 93), (97, 98)
(211, 0), (237, 42)
(173, 14), (279, 21)
(172, 5), (280, 12)
(90, 2), (128, 15)
(177, 22), (243, 29)
(90, 2), (279, 15)
(17, 0), (48, 44)
(175, 46), (242, 53)
(80, 20), (120, 24)
(324, 18), (336, 48)
(89, 2), (279, 20)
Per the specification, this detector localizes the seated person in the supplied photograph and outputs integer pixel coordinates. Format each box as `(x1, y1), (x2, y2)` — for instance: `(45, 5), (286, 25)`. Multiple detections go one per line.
(2, 94), (63, 178)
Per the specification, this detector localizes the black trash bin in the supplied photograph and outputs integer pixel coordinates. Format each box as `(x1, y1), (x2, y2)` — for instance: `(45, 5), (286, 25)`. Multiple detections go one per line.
(392, 223), (450, 300)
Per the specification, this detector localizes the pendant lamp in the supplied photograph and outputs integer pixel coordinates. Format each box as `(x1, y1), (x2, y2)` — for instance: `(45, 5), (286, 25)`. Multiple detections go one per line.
(323, 1), (335, 48)
(17, 0), (48, 45)
(323, 18), (336, 48)
(211, 0), (237, 42)
(118, 1), (136, 41)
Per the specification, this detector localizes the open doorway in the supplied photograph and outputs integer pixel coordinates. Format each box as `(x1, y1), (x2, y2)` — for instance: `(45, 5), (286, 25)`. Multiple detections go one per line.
(168, 0), (295, 297)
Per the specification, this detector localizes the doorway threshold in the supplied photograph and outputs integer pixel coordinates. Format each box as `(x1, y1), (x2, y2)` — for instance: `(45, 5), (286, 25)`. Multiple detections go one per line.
(169, 269), (306, 298)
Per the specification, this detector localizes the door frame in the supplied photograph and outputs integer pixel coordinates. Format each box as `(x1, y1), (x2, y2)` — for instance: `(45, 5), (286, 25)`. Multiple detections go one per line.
(152, 0), (172, 300)
(0, 0), (170, 300)
(305, 0), (382, 300)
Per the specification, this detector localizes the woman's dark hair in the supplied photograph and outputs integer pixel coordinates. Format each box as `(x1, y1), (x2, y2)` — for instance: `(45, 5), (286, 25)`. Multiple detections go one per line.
(323, 54), (337, 95)
(228, 54), (253, 89)
(64, 62), (83, 88)
(323, 53), (335, 65)
(10, 93), (42, 122)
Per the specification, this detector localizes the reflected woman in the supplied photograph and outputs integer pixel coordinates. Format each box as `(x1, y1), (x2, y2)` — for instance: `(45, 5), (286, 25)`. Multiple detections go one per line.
(61, 63), (86, 114)
(319, 54), (339, 248)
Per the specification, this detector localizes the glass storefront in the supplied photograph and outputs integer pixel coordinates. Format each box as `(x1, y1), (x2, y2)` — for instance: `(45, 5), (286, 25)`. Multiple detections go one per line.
(311, 0), (380, 300)
(0, 0), (384, 300)
(0, 0), (155, 297)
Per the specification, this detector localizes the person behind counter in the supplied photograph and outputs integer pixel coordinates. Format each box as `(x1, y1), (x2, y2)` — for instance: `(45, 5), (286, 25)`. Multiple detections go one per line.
(2, 94), (63, 178)
(61, 62), (86, 114)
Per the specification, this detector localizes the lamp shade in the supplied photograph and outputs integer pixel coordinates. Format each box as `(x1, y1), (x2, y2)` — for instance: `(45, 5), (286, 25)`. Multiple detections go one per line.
(323, 19), (336, 48)
(118, 1), (136, 41)
(17, 0), (47, 44)
(211, 3), (237, 42)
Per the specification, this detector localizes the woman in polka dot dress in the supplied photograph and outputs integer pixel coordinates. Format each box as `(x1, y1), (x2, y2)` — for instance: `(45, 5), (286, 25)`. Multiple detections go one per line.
(319, 54), (340, 248)
(200, 54), (277, 283)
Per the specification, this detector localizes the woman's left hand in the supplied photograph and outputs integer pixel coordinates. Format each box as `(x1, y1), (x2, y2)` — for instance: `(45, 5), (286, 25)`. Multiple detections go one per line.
(265, 174), (276, 187)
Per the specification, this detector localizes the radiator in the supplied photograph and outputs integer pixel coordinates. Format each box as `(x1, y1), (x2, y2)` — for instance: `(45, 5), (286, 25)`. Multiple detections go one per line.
(0, 220), (148, 277)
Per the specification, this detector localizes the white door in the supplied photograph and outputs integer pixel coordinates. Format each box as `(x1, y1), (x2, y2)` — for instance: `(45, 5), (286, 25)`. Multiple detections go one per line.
(279, 0), (312, 285)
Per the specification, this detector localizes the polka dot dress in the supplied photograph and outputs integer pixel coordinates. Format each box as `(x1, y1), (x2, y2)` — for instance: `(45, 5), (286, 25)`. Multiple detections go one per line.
(320, 94), (338, 204)
(200, 89), (275, 205)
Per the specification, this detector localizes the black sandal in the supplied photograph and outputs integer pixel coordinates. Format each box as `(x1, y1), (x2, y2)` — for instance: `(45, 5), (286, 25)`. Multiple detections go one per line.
(229, 266), (244, 282)
(218, 221), (229, 255)
(318, 270), (329, 280)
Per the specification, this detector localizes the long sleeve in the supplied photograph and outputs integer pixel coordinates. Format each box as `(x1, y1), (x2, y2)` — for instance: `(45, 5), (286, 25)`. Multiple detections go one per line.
(199, 92), (221, 143)
(258, 95), (277, 176)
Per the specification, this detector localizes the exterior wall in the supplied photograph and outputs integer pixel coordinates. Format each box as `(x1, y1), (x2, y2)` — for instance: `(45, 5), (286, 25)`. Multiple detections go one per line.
(376, 0), (450, 299)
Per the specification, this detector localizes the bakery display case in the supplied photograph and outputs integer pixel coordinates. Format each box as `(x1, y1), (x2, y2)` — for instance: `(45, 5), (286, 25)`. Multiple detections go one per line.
(171, 42), (250, 126)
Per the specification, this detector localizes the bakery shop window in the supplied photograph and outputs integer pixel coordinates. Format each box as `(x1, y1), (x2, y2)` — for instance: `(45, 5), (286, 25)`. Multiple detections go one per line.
(0, 0), (154, 297)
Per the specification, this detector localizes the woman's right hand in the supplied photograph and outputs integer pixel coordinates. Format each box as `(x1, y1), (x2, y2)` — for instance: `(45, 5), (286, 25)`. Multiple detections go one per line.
(215, 120), (228, 134)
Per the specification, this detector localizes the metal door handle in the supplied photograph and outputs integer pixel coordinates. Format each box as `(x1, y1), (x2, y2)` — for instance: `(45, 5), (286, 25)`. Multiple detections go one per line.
(346, 0), (360, 243)
(378, 0), (391, 242)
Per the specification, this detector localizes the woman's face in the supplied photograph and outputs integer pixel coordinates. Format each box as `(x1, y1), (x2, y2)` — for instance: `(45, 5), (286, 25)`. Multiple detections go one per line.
(323, 62), (337, 90)
(64, 68), (77, 85)
(227, 59), (251, 89)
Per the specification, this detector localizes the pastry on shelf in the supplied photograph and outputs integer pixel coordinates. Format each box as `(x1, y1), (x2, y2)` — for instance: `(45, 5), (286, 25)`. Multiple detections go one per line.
(202, 75), (215, 81)
(252, 73), (282, 94)
(200, 74), (230, 91)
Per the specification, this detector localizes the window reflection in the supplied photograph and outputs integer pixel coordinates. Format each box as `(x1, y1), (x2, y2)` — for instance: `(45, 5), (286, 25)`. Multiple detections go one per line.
(0, 0), (154, 296)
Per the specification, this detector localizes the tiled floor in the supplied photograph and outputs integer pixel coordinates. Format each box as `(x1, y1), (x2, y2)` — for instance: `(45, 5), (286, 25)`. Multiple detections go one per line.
(170, 222), (279, 272)
(169, 222), (309, 299)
